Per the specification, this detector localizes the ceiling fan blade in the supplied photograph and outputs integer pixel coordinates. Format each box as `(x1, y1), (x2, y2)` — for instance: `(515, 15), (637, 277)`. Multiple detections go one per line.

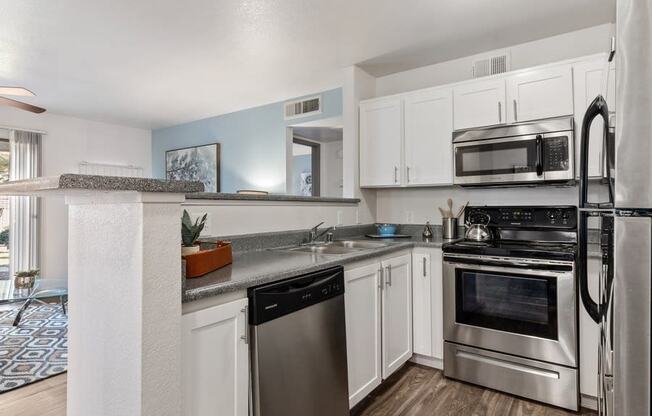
(0, 96), (46, 114)
(0, 86), (35, 97)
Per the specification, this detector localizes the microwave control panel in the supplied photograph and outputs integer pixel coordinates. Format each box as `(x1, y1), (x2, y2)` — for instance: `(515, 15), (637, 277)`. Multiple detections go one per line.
(543, 136), (570, 171)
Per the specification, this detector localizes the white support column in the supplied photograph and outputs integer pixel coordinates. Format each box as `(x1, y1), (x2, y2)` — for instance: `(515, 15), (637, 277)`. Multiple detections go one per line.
(65, 192), (184, 416)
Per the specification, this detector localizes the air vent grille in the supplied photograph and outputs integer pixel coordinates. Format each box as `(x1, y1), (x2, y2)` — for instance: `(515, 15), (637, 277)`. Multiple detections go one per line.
(472, 53), (510, 78)
(284, 96), (322, 120)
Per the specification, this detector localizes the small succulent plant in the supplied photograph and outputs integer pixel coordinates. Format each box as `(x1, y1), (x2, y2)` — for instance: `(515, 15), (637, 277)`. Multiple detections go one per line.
(181, 210), (207, 247)
(15, 269), (40, 277)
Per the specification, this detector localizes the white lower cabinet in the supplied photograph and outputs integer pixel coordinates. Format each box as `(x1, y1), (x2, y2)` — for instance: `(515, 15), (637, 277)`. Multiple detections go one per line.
(345, 253), (412, 408)
(412, 249), (443, 365)
(381, 254), (413, 378)
(580, 254), (602, 399)
(182, 298), (249, 416)
(344, 262), (383, 408)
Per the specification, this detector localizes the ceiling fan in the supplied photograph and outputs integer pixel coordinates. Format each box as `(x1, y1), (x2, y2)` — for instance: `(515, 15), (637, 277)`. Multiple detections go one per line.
(0, 86), (46, 114)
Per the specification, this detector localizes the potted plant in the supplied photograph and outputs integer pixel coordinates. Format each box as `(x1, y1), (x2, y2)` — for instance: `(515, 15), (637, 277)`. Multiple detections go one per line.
(181, 210), (207, 256)
(15, 269), (39, 290)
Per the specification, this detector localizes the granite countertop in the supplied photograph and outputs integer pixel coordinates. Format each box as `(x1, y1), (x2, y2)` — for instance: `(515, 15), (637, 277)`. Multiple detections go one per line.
(183, 235), (449, 302)
(183, 233), (603, 302)
(0, 173), (204, 195)
(187, 192), (360, 204)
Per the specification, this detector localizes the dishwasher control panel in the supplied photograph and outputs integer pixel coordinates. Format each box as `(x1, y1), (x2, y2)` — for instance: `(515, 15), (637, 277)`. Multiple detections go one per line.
(248, 266), (344, 325)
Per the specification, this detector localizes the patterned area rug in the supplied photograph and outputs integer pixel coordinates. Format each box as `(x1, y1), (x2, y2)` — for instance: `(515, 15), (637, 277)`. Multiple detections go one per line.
(0, 304), (67, 393)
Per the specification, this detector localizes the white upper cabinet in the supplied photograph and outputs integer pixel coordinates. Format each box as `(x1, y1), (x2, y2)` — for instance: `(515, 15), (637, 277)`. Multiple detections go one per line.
(360, 98), (403, 187)
(453, 78), (506, 130)
(404, 88), (454, 186)
(573, 58), (616, 178)
(344, 263), (383, 408)
(182, 298), (249, 416)
(506, 66), (574, 123)
(381, 254), (412, 378)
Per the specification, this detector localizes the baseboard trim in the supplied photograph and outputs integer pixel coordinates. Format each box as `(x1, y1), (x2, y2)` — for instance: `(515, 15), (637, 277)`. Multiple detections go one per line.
(581, 394), (597, 411)
(410, 354), (443, 370)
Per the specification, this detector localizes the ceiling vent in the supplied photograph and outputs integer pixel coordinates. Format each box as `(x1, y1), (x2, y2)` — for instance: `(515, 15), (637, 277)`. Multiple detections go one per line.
(472, 51), (510, 78)
(284, 95), (322, 120)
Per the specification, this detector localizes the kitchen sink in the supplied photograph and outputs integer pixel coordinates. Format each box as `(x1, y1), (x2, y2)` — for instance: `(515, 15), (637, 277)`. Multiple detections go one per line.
(328, 240), (389, 249)
(280, 239), (390, 255)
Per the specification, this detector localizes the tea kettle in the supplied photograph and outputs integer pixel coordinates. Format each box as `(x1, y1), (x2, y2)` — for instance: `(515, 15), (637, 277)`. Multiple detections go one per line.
(465, 213), (493, 242)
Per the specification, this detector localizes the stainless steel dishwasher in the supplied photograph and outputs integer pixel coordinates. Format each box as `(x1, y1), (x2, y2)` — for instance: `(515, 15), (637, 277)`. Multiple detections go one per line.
(249, 266), (349, 416)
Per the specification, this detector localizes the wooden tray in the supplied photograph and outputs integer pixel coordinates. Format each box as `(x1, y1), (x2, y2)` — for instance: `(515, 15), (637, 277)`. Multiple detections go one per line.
(184, 241), (233, 278)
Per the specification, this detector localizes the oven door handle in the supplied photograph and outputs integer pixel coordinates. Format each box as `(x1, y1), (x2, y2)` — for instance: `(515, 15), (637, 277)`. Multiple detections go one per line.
(444, 256), (574, 273)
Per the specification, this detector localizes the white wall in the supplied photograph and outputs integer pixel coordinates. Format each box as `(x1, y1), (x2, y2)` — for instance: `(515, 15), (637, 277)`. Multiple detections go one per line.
(320, 140), (343, 197)
(377, 185), (609, 225)
(342, 65), (377, 225)
(376, 24), (615, 96)
(367, 23), (615, 224)
(183, 200), (362, 236)
(0, 107), (152, 279)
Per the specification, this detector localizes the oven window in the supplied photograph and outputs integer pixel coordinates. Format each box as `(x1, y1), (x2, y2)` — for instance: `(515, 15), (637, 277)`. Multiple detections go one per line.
(455, 138), (538, 177)
(455, 269), (558, 340)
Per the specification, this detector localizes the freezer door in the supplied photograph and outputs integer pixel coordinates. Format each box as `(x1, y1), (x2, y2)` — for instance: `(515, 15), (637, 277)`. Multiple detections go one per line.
(614, 215), (651, 416)
(615, 0), (652, 208)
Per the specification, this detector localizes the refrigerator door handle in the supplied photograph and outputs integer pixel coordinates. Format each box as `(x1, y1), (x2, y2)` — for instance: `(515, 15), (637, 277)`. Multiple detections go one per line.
(579, 95), (611, 208)
(578, 211), (602, 324)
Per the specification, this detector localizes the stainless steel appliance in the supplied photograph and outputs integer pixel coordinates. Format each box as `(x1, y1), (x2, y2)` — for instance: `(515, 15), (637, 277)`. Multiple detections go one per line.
(577, 2), (652, 415)
(453, 117), (575, 186)
(443, 206), (579, 410)
(249, 266), (349, 416)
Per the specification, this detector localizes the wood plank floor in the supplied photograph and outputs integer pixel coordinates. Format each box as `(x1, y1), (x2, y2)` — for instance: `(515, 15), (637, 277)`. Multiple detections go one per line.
(1, 364), (596, 416)
(0, 373), (66, 416)
(353, 363), (596, 416)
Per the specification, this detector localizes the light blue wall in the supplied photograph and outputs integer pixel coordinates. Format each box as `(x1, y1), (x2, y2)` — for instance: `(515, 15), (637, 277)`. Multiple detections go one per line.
(152, 88), (342, 193)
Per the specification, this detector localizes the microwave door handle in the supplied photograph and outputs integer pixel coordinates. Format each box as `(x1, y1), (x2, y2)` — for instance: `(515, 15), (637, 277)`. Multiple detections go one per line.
(579, 95), (610, 208)
(535, 135), (543, 176)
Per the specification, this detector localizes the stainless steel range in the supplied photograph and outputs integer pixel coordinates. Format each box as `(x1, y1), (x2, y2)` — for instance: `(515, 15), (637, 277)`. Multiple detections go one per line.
(442, 205), (579, 411)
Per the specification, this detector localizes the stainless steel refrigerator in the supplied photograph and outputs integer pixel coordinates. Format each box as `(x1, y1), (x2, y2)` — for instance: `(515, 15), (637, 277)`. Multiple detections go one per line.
(578, 1), (652, 415)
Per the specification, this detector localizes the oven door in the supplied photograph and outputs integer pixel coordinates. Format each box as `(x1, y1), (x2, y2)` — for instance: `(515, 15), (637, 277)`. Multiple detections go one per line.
(453, 133), (573, 185)
(443, 255), (577, 367)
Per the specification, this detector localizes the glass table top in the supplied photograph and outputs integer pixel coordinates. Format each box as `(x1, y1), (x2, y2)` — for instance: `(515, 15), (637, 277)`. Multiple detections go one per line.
(0, 278), (68, 303)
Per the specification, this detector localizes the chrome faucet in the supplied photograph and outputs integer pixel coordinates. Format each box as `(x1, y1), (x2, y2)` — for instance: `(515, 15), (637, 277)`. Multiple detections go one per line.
(308, 222), (336, 243)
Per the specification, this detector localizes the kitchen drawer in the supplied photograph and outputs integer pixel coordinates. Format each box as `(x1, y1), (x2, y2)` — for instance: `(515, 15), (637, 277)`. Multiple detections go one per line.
(444, 342), (578, 411)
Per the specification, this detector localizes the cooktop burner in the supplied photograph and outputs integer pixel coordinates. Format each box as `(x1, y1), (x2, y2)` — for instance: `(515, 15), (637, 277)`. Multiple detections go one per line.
(444, 206), (578, 261)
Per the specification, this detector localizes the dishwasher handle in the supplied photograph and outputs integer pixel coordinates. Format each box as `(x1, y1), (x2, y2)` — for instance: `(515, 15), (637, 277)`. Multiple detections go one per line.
(248, 266), (344, 325)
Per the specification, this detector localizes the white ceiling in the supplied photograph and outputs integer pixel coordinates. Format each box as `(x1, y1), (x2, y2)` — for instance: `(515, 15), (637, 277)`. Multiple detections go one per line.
(0, 0), (615, 129)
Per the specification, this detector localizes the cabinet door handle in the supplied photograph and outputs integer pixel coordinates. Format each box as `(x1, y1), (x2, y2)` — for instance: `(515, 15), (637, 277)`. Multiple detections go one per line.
(423, 258), (427, 277)
(498, 101), (502, 123)
(240, 306), (249, 344)
(386, 265), (392, 287)
(394, 166), (398, 183)
(406, 166), (411, 183)
(513, 99), (518, 121)
(378, 267), (384, 290)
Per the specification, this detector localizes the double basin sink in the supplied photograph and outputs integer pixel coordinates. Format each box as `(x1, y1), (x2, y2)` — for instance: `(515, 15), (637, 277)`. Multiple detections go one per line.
(279, 240), (390, 255)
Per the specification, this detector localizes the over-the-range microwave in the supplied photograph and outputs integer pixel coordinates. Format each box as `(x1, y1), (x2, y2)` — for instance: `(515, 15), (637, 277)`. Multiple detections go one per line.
(453, 117), (574, 187)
